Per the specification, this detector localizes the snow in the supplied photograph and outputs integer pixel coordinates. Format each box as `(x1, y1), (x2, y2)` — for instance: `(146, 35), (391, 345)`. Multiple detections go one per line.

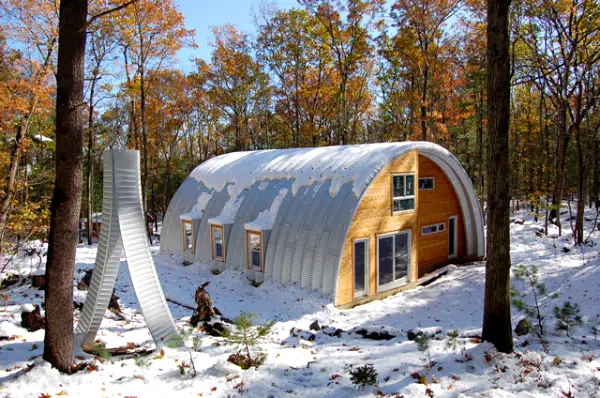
(192, 192), (213, 214)
(179, 211), (203, 221)
(244, 188), (289, 231)
(0, 206), (599, 397)
(189, 142), (444, 199)
(20, 304), (36, 313)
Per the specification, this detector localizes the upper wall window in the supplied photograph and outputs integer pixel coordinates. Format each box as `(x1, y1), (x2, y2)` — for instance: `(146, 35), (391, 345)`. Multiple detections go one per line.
(419, 177), (435, 190)
(181, 220), (194, 253)
(392, 174), (415, 213)
(211, 225), (225, 262)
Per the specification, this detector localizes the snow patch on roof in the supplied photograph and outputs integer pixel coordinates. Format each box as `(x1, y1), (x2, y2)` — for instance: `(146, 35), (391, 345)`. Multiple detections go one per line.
(245, 188), (289, 231)
(192, 192), (213, 214)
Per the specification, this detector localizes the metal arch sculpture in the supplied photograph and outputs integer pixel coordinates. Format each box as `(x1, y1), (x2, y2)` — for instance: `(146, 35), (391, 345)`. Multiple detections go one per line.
(75, 150), (177, 347)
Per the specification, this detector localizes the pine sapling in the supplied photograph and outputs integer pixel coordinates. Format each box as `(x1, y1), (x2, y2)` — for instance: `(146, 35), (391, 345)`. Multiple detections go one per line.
(349, 364), (378, 389)
(554, 301), (583, 337)
(218, 312), (274, 369)
(511, 264), (557, 337)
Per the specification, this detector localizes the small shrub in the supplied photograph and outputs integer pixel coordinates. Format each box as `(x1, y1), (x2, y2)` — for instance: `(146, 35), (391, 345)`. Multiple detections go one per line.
(134, 353), (152, 369)
(589, 315), (600, 340)
(87, 343), (112, 361)
(349, 364), (378, 388)
(554, 301), (583, 337)
(444, 330), (465, 354)
(218, 312), (274, 370)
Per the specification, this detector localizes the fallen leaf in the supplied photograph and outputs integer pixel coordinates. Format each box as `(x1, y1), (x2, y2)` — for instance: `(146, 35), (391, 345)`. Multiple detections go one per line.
(210, 387), (217, 392)
(86, 364), (98, 373)
(484, 352), (493, 362)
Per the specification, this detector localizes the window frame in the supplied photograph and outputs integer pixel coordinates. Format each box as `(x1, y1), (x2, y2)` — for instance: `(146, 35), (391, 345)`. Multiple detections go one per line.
(181, 219), (194, 254)
(448, 215), (458, 259)
(353, 237), (370, 299)
(418, 176), (436, 191)
(376, 229), (412, 292)
(421, 222), (446, 236)
(246, 230), (263, 272)
(210, 224), (225, 262)
(391, 173), (416, 214)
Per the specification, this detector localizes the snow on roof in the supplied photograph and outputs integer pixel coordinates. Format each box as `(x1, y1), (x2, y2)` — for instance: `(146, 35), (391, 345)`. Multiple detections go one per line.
(191, 192), (213, 213)
(179, 211), (203, 221)
(190, 142), (444, 200)
(244, 188), (289, 231)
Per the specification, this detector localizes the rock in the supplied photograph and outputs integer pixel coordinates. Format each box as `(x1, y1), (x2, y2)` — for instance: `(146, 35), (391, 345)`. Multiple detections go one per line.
(21, 304), (45, 332)
(77, 269), (94, 291)
(31, 273), (46, 289)
(515, 319), (530, 336)
(289, 327), (302, 337)
(407, 330), (418, 341)
(562, 246), (571, 253)
(205, 322), (227, 337)
(108, 291), (121, 314)
(356, 329), (396, 341)
(300, 331), (316, 342)
(309, 320), (321, 331)
(322, 327), (343, 337)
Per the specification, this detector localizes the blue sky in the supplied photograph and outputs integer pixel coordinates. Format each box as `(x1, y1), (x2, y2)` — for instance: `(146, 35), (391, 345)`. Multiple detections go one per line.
(175, 0), (299, 71)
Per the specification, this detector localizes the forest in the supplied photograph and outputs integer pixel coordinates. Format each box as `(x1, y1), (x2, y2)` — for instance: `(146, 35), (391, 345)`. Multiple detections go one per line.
(0, 0), (598, 257)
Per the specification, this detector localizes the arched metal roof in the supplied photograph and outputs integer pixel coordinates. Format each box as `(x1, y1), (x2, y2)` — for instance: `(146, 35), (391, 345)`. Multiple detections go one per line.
(160, 142), (485, 303)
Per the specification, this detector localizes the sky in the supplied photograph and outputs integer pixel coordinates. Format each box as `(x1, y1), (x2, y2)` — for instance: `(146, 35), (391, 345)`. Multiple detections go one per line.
(174, 0), (300, 71)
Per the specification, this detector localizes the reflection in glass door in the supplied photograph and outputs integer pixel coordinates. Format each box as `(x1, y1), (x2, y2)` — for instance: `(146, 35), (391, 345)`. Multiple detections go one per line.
(354, 238), (369, 299)
(377, 230), (411, 291)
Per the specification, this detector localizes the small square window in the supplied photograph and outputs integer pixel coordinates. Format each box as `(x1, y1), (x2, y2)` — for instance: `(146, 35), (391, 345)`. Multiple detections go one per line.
(419, 177), (435, 190)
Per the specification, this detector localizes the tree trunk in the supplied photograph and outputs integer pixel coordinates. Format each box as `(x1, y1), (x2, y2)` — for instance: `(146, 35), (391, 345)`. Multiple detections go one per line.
(421, 63), (429, 141)
(552, 101), (570, 235)
(86, 74), (97, 246)
(482, 0), (513, 354)
(43, 0), (88, 373)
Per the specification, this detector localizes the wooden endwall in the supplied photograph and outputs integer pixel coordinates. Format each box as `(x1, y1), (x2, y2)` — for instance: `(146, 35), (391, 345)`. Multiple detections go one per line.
(417, 155), (465, 276)
(336, 150), (418, 306)
(336, 151), (466, 307)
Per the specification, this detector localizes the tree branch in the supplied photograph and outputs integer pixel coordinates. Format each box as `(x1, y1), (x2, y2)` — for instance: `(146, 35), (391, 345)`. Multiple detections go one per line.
(81, 0), (139, 32)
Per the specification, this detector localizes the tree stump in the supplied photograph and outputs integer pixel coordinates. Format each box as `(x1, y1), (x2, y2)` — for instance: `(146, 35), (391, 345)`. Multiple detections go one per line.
(190, 282), (216, 326)
(21, 304), (45, 332)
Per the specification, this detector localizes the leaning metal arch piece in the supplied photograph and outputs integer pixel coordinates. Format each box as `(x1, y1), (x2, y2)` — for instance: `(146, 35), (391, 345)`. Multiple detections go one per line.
(75, 150), (177, 347)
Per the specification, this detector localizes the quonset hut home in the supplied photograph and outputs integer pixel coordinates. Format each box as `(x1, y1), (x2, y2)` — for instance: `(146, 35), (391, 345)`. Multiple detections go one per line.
(161, 142), (485, 307)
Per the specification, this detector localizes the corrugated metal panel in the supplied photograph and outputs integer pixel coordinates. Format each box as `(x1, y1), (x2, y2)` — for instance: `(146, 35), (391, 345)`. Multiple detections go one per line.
(279, 186), (309, 284)
(264, 187), (293, 281)
(299, 181), (331, 288)
(77, 151), (177, 348)
(322, 185), (357, 295)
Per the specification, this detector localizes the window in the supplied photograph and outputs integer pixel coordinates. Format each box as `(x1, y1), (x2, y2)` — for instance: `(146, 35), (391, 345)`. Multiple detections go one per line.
(448, 216), (457, 259)
(246, 231), (263, 271)
(421, 222), (446, 236)
(392, 174), (415, 213)
(181, 220), (194, 253)
(419, 177), (435, 190)
(211, 225), (225, 261)
(354, 238), (369, 299)
(377, 230), (411, 291)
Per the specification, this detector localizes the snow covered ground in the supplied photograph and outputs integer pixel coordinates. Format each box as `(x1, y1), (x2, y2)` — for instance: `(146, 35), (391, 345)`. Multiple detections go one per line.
(0, 207), (599, 397)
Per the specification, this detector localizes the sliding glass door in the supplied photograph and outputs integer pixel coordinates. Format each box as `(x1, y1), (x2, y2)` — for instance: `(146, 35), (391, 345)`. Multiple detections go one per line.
(377, 230), (411, 291)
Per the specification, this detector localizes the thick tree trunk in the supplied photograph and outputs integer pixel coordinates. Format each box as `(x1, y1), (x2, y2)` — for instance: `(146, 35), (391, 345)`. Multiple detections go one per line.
(482, 0), (513, 354)
(43, 0), (88, 373)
